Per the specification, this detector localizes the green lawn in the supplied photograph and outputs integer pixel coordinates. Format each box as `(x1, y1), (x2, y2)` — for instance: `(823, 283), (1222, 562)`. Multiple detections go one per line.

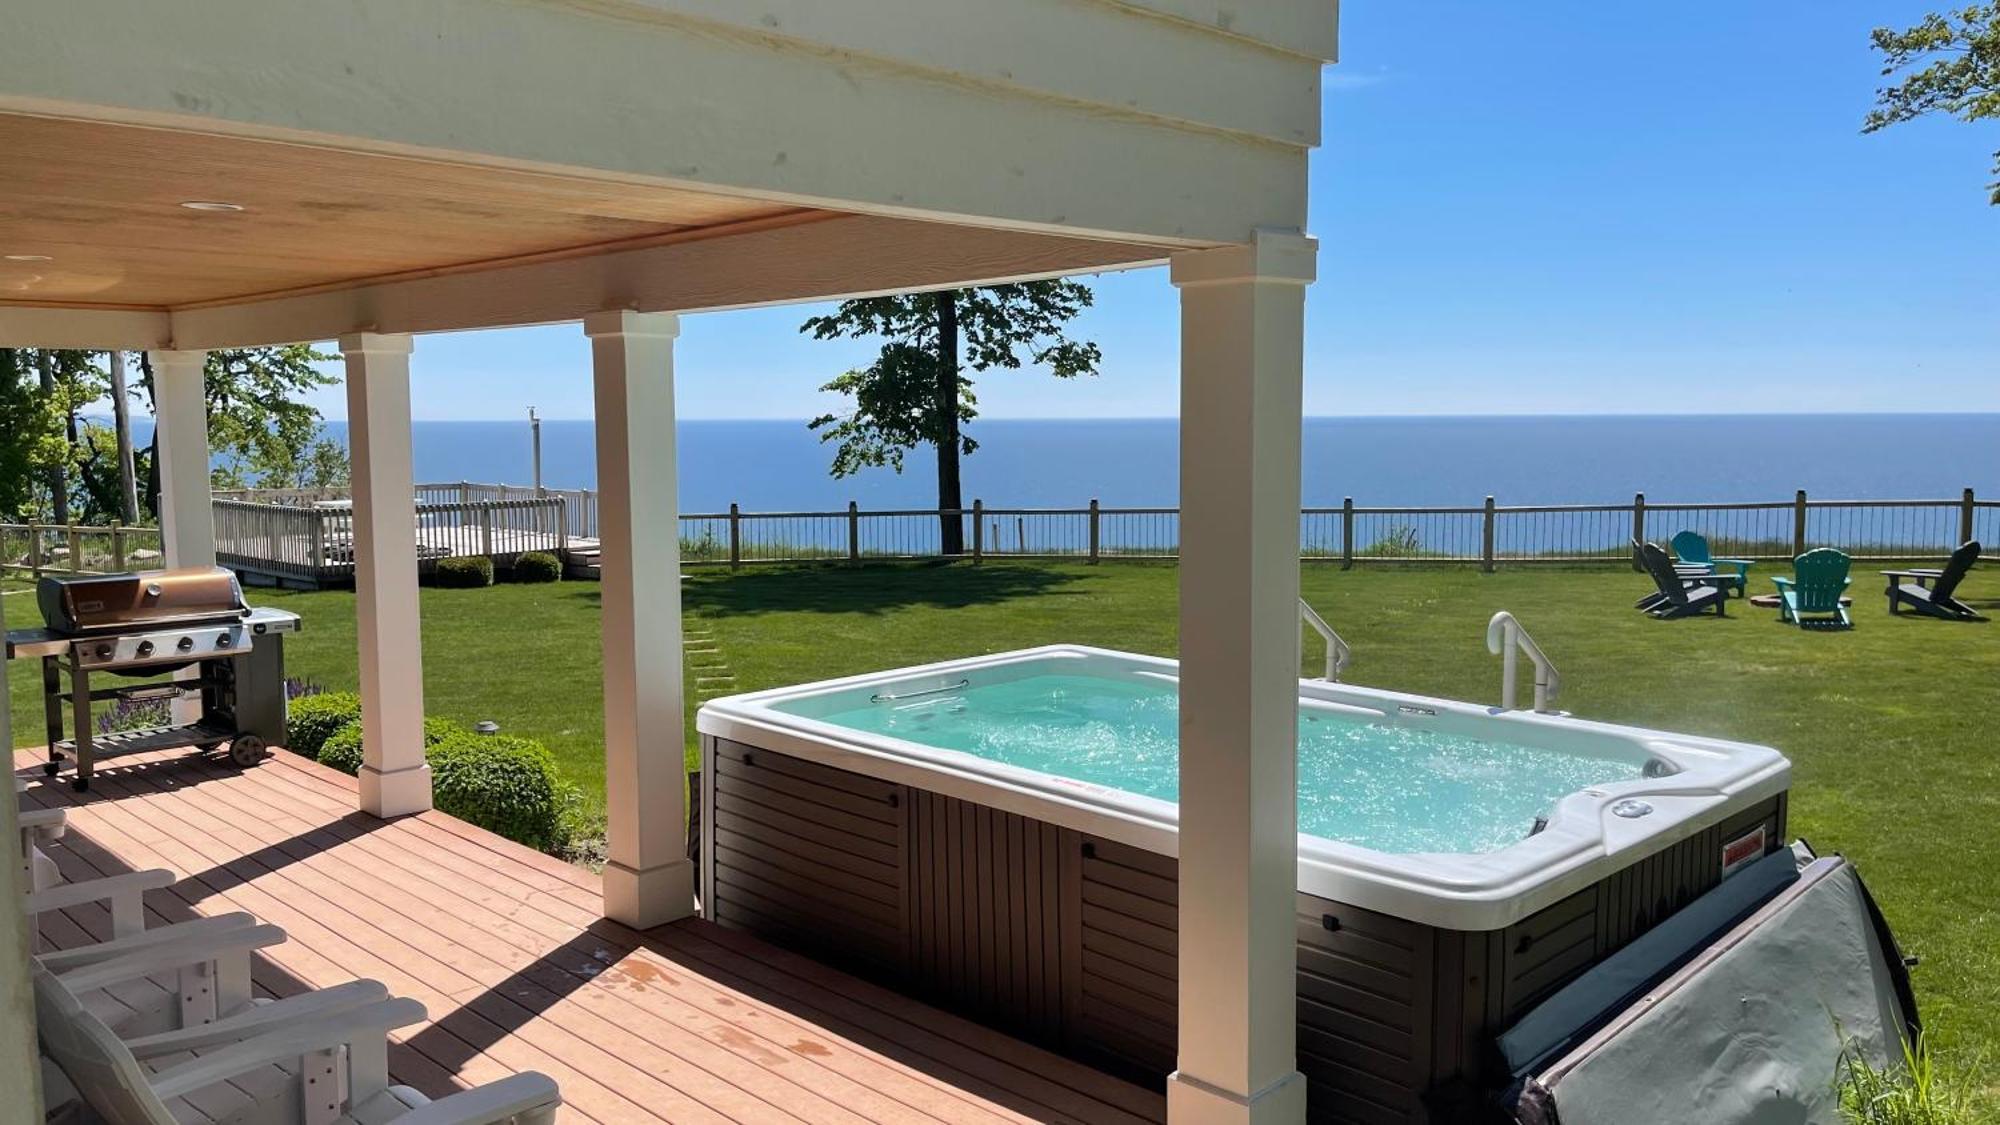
(8, 560), (1999, 1100)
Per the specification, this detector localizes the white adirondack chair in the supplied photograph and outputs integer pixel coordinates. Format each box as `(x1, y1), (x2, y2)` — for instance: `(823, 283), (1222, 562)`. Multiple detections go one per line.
(36, 962), (562, 1125)
(15, 778), (66, 892)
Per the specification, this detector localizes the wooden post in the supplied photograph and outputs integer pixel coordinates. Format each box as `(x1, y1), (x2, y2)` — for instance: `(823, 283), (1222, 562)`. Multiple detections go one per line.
(1481, 495), (1497, 573)
(1088, 498), (1101, 564)
(972, 499), (984, 564)
(309, 509), (327, 582)
(111, 527), (127, 572)
(1960, 488), (1976, 546)
(66, 525), (83, 575)
(1340, 497), (1354, 570)
(1630, 492), (1646, 571)
(478, 504), (494, 558)
(728, 503), (742, 571)
(1792, 489), (1809, 558)
(847, 501), (861, 564)
(28, 524), (42, 580)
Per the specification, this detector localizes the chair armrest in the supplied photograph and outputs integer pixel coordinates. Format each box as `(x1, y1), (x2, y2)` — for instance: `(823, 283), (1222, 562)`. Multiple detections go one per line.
(22, 868), (175, 915)
(36, 912), (260, 973)
(1772, 576), (1794, 589)
(1713, 557), (1755, 568)
(147, 996), (428, 1102)
(17, 807), (68, 841)
(125, 979), (390, 1058)
(388, 1073), (564, 1125)
(52, 923), (286, 995)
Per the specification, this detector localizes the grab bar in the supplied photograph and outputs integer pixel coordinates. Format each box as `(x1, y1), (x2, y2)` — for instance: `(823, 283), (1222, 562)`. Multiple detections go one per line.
(1300, 599), (1351, 682)
(870, 679), (970, 704)
(1486, 611), (1560, 713)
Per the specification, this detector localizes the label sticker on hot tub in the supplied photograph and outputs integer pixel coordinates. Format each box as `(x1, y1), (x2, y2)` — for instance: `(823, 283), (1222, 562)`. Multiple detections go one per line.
(1721, 826), (1767, 878)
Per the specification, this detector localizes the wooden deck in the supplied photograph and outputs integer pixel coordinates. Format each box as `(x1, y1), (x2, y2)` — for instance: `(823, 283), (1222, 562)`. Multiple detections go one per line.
(15, 745), (1165, 1125)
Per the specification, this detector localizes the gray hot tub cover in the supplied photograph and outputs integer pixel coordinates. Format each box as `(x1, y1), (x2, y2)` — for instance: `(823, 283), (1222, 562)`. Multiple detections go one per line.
(1507, 851), (1915, 1125)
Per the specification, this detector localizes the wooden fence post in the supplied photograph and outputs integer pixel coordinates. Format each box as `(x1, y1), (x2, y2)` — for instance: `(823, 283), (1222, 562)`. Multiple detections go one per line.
(28, 524), (42, 580)
(111, 527), (127, 572)
(1341, 497), (1354, 570)
(67, 524), (83, 574)
(728, 503), (742, 571)
(1481, 496), (1497, 573)
(1960, 488), (1976, 546)
(972, 500), (984, 564)
(847, 501), (861, 564)
(1630, 492), (1646, 571)
(479, 504), (495, 558)
(1792, 489), (1809, 557)
(1087, 498), (1101, 564)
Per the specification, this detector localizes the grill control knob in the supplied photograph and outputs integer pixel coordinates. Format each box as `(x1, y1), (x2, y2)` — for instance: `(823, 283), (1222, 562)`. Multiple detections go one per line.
(136, 640), (155, 657)
(215, 634), (233, 650)
(176, 636), (196, 653)
(95, 644), (113, 659)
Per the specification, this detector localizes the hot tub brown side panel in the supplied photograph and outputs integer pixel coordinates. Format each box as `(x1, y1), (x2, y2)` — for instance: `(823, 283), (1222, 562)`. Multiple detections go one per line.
(703, 737), (1786, 1125)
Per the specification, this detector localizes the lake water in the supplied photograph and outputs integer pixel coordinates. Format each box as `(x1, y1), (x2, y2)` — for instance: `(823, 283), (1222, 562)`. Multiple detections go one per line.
(351, 415), (2000, 512)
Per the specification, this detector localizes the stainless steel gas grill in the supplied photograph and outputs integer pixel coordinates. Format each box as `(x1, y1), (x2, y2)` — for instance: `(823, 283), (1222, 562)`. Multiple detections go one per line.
(4, 567), (302, 790)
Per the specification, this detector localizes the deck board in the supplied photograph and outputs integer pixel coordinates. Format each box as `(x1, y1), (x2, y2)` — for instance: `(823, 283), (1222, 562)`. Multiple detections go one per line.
(17, 746), (1165, 1125)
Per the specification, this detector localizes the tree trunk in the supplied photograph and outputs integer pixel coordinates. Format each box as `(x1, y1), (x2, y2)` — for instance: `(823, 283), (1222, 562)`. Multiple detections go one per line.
(108, 350), (140, 525)
(934, 291), (965, 555)
(138, 353), (161, 523)
(38, 352), (69, 524)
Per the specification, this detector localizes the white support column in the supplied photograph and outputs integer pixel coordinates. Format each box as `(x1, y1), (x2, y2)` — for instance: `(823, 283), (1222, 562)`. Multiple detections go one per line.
(1168, 230), (1317, 1125)
(341, 333), (431, 818)
(585, 310), (695, 928)
(150, 349), (214, 724)
(151, 349), (216, 568)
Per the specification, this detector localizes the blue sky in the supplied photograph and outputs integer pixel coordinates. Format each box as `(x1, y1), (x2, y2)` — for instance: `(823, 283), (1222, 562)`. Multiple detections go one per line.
(302, 1), (1998, 422)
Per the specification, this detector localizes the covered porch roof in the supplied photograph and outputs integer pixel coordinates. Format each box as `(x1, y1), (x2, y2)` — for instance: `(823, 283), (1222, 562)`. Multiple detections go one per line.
(4, 4), (1340, 1122)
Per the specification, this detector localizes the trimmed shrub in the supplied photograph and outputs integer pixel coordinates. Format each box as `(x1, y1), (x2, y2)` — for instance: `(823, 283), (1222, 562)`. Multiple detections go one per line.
(512, 551), (562, 584)
(317, 715), (467, 776)
(428, 732), (568, 850)
(287, 691), (362, 761)
(434, 556), (494, 588)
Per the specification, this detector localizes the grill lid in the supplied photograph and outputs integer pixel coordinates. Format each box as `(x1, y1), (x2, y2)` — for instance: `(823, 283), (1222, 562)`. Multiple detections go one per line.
(37, 566), (249, 635)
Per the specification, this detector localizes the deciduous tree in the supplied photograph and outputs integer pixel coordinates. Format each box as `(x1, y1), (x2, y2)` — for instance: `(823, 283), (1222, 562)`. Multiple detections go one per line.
(1866, 4), (2000, 203)
(802, 282), (1100, 554)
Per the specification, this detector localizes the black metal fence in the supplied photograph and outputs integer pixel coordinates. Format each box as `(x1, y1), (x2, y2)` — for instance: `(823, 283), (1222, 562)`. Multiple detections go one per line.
(678, 489), (1995, 570)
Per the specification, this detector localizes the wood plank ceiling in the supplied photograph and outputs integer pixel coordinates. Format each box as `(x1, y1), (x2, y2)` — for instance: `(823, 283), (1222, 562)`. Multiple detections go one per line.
(0, 114), (815, 310)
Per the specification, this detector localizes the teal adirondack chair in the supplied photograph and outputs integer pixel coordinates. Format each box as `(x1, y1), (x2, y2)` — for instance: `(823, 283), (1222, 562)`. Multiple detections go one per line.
(1671, 530), (1752, 597)
(1773, 548), (1852, 628)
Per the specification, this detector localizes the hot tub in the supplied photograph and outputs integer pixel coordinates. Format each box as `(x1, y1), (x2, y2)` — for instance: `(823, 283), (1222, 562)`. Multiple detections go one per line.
(696, 646), (1791, 1119)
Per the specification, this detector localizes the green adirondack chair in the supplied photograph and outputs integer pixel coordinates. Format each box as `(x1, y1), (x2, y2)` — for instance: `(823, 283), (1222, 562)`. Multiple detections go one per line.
(1773, 548), (1852, 628)
(1670, 530), (1751, 597)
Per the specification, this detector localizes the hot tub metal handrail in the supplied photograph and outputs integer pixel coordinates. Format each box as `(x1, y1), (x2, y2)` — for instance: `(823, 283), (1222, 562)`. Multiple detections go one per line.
(1299, 599), (1351, 682)
(1486, 611), (1560, 713)
(869, 678), (971, 704)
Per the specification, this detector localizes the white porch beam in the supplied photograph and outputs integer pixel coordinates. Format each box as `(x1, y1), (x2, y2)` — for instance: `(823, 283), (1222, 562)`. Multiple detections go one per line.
(166, 216), (1164, 351)
(0, 306), (171, 351)
(341, 333), (432, 818)
(150, 350), (215, 569)
(1169, 230), (1316, 1125)
(586, 310), (695, 928)
(0, 0), (1324, 249)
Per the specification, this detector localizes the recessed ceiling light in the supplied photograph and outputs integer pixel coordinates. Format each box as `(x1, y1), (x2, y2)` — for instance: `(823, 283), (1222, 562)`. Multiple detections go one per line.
(179, 200), (245, 212)
(2, 254), (52, 262)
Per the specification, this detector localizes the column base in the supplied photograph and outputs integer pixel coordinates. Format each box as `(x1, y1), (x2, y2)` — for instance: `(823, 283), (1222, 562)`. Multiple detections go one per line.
(603, 857), (696, 929)
(359, 763), (433, 818)
(1167, 1069), (1307, 1125)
